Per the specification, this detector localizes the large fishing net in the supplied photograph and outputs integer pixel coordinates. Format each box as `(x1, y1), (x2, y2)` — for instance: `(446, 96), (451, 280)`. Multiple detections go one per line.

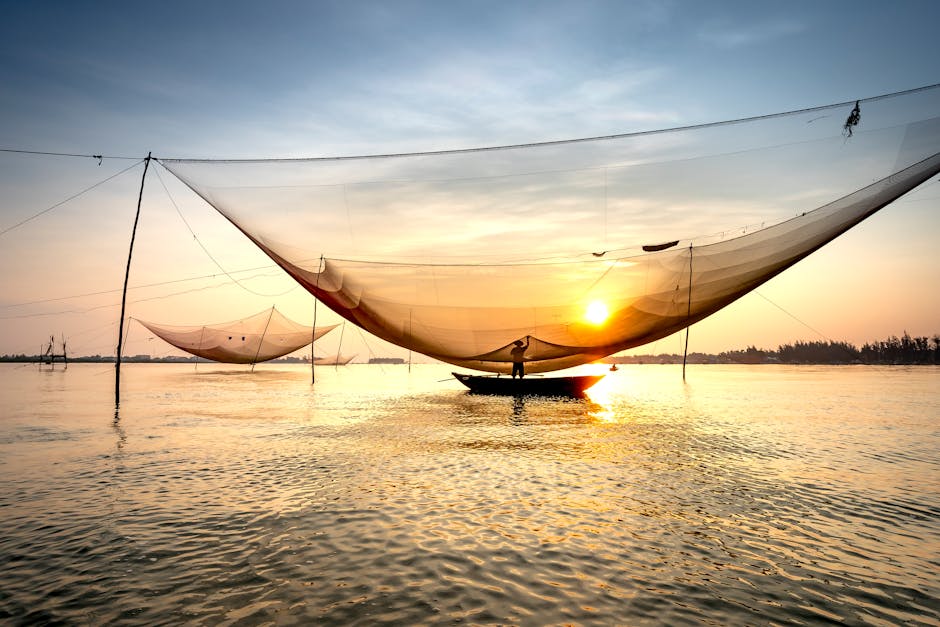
(136, 307), (337, 364)
(160, 86), (940, 373)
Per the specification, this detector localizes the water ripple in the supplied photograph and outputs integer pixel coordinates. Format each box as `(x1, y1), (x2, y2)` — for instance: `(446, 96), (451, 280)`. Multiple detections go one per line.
(1, 364), (938, 625)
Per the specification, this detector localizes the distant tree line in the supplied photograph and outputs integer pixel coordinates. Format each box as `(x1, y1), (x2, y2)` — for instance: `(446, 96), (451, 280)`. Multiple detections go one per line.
(721, 332), (939, 365)
(606, 332), (940, 365)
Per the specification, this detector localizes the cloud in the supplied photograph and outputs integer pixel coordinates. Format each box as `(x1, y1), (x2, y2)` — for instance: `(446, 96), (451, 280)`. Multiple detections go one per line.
(696, 17), (805, 49)
(269, 43), (681, 159)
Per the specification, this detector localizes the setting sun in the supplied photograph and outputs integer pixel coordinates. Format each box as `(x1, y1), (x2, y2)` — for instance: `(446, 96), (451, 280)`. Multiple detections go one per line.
(585, 300), (609, 325)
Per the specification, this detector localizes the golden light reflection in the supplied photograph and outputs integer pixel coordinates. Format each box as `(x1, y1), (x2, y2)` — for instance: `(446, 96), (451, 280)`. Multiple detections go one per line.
(587, 400), (616, 423)
(584, 374), (616, 422)
(585, 301), (609, 325)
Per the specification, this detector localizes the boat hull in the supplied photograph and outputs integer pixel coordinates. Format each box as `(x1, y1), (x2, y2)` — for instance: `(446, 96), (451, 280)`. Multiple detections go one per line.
(452, 372), (603, 397)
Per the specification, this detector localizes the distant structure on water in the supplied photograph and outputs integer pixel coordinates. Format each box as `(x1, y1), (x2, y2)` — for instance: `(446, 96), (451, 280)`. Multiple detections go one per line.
(40, 334), (67, 370)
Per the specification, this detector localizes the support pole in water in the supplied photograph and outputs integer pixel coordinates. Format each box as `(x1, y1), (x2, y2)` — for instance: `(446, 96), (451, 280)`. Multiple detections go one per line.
(312, 255), (323, 384)
(251, 306), (276, 372)
(115, 152), (151, 406)
(335, 320), (345, 370)
(682, 243), (693, 382)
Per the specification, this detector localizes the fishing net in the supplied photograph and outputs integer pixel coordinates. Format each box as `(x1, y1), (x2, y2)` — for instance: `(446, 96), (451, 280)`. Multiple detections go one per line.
(136, 307), (337, 364)
(160, 86), (940, 373)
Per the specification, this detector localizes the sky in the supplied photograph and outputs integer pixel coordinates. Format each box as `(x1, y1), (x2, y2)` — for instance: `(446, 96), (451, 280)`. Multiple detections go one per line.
(0, 0), (938, 362)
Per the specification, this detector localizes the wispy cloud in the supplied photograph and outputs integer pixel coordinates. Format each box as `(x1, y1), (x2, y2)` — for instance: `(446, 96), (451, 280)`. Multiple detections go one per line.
(696, 17), (805, 49)
(274, 44), (680, 157)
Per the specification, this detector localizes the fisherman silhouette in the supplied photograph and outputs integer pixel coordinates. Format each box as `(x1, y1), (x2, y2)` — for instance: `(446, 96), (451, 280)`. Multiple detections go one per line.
(510, 336), (530, 378)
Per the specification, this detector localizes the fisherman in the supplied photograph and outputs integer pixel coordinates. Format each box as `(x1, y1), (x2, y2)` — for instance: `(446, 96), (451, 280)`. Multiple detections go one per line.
(510, 336), (530, 379)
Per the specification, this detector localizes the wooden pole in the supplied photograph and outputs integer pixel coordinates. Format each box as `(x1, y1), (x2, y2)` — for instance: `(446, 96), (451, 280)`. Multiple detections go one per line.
(312, 255), (323, 384)
(251, 306), (276, 372)
(335, 320), (345, 370)
(115, 153), (151, 406)
(682, 244), (693, 382)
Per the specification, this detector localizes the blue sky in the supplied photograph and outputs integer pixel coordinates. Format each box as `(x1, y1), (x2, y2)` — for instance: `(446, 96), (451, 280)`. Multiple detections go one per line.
(1, 0), (938, 358)
(4, 0), (938, 157)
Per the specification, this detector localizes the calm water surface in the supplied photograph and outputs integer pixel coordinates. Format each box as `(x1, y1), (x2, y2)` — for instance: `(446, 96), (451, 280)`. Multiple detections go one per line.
(1, 362), (938, 625)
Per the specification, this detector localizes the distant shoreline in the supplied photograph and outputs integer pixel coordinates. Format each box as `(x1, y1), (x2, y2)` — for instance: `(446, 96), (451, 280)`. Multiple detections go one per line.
(0, 355), (406, 365)
(3, 356), (937, 367)
(4, 333), (937, 367)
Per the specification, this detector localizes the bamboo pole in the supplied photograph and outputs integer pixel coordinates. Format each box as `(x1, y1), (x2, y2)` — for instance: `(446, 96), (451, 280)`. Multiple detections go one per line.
(682, 244), (693, 382)
(115, 153), (151, 406)
(251, 306), (276, 372)
(335, 320), (345, 370)
(312, 255), (323, 383)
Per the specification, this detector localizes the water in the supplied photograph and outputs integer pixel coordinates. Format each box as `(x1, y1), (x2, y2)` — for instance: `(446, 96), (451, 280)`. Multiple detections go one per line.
(1, 362), (938, 626)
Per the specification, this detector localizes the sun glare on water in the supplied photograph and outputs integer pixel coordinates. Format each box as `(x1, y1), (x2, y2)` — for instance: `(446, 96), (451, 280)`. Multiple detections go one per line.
(585, 301), (609, 325)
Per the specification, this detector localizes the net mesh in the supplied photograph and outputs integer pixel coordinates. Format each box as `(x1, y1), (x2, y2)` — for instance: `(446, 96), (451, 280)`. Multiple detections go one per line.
(136, 307), (337, 364)
(161, 86), (940, 373)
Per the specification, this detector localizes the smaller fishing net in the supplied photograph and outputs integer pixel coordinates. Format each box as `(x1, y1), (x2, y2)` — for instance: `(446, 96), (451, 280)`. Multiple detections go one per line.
(136, 307), (337, 364)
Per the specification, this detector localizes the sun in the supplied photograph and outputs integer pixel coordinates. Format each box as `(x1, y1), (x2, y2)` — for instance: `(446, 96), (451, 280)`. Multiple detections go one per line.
(585, 300), (609, 325)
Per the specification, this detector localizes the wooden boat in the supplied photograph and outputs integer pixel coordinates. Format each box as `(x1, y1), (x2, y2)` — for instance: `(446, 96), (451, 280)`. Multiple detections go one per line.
(452, 372), (603, 397)
(313, 354), (355, 366)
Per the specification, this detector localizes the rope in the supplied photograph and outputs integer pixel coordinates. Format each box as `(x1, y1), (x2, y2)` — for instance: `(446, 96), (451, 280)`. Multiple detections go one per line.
(335, 320), (346, 369)
(754, 291), (832, 342)
(0, 272), (281, 320)
(0, 148), (138, 160)
(354, 325), (380, 363)
(2, 83), (934, 166)
(152, 163), (298, 298)
(0, 159), (143, 237)
(251, 306), (276, 371)
(157, 83), (940, 163)
(120, 317), (133, 361)
(196, 325), (205, 371)
(0, 266), (284, 311)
